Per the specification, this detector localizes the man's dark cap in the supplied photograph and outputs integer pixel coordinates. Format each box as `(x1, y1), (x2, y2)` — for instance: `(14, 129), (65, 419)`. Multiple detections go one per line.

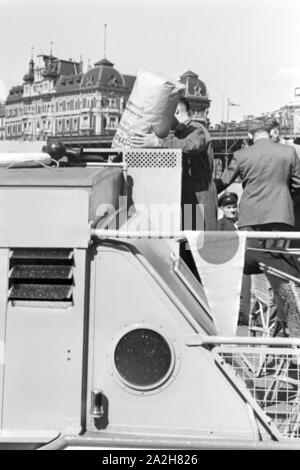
(218, 192), (238, 207)
(249, 118), (279, 135)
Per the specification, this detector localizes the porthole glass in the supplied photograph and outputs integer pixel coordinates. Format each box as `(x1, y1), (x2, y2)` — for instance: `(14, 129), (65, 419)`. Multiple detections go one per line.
(114, 328), (174, 390)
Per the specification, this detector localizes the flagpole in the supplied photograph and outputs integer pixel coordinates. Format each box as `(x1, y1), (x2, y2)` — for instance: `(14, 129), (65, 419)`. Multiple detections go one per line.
(225, 98), (230, 167)
(221, 93), (224, 123)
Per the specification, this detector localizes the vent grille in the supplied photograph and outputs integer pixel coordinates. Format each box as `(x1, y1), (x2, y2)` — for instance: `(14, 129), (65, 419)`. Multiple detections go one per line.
(8, 249), (74, 307)
(124, 149), (182, 169)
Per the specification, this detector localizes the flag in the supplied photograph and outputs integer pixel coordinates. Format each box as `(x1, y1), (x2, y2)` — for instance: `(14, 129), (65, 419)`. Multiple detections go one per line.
(185, 231), (247, 336)
(228, 99), (240, 107)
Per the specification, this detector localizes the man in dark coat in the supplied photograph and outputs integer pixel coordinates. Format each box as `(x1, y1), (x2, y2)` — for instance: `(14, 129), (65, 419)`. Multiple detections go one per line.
(132, 97), (218, 231)
(217, 192), (238, 231)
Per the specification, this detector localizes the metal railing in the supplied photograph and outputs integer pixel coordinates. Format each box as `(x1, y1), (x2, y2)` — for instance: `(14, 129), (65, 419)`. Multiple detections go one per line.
(215, 346), (300, 440)
(91, 229), (300, 241)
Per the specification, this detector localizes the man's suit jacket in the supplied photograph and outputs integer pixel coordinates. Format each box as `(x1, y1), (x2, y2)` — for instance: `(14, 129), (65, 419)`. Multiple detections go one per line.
(218, 138), (300, 228)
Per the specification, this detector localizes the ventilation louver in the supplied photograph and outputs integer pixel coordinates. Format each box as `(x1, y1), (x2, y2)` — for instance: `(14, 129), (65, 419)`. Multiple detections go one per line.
(8, 248), (74, 308)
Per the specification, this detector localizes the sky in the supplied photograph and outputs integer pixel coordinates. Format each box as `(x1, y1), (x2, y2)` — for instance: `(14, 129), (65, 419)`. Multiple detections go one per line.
(1, 0), (300, 124)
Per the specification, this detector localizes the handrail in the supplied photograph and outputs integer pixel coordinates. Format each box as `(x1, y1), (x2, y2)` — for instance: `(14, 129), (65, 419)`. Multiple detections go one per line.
(81, 148), (123, 154)
(185, 333), (300, 347)
(91, 229), (300, 241)
(85, 162), (126, 167)
(38, 432), (300, 450)
(259, 262), (300, 283)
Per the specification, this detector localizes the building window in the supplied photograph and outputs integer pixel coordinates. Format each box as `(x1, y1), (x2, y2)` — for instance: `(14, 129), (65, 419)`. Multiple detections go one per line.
(108, 98), (116, 107)
(108, 117), (117, 128)
(67, 100), (74, 111)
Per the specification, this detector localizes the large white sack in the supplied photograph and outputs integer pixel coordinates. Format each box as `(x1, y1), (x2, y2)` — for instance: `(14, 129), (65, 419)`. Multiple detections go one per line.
(112, 69), (185, 148)
(0, 152), (52, 168)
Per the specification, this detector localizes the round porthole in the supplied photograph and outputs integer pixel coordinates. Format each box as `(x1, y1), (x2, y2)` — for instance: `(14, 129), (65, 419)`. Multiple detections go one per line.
(113, 328), (175, 391)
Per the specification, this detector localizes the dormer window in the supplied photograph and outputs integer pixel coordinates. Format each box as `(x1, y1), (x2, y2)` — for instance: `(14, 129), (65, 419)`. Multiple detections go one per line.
(84, 74), (94, 87)
(108, 75), (118, 87)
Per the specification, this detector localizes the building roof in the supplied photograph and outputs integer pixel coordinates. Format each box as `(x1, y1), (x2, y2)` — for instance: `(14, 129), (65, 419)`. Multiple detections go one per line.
(6, 55), (136, 103)
(80, 57), (126, 89)
(55, 59), (80, 76)
(124, 74), (136, 91)
(55, 74), (83, 93)
(180, 70), (207, 98)
(6, 85), (24, 104)
(94, 58), (114, 67)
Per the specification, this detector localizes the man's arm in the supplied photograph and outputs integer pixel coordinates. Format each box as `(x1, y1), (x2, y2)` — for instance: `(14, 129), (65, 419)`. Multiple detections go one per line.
(131, 127), (207, 153)
(159, 127), (207, 152)
(215, 152), (240, 194)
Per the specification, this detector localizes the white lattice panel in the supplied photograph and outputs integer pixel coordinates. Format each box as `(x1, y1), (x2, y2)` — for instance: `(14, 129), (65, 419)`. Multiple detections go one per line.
(123, 149), (182, 169)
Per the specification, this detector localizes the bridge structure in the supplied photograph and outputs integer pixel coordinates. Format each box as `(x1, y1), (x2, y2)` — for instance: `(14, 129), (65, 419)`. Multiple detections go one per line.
(47, 126), (300, 178)
(210, 126), (300, 177)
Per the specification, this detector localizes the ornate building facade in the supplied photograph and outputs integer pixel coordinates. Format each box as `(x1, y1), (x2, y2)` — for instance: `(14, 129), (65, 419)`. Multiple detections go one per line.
(4, 53), (210, 141)
(5, 53), (136, 141)
(0, 103), (5, 140)
(179, 70), (210, 124)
